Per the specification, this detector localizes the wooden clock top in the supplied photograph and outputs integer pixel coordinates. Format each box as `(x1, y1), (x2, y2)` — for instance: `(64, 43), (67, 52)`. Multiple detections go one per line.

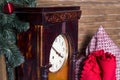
(15, 6), (80, 12)
(15, 6), (81, 25)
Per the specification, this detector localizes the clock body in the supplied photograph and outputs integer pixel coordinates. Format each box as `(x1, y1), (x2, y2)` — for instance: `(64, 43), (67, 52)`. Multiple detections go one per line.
(16, 6), (81, 80)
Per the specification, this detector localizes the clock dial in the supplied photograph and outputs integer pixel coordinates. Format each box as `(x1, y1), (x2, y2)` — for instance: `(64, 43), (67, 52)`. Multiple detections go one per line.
(49, 35), (68, 72)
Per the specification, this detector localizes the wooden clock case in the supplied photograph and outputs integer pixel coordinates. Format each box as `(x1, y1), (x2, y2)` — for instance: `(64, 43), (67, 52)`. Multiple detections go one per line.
(15, 6), (81, 80)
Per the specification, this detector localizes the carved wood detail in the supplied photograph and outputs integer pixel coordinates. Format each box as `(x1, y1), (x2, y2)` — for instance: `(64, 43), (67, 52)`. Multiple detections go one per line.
(43, 11), (81, 23)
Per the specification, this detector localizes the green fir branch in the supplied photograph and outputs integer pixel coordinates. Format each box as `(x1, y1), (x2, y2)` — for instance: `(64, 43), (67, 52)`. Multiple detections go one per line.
(0, 0), (36, 80)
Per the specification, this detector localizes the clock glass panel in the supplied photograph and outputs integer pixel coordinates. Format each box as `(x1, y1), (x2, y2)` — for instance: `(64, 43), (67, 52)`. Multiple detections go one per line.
(49, 34), (68, 72)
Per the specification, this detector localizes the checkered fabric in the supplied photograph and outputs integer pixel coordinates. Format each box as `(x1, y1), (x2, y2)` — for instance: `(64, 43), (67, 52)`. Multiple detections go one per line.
(86, 26), (120, 80)
(75, 56), (85, 80)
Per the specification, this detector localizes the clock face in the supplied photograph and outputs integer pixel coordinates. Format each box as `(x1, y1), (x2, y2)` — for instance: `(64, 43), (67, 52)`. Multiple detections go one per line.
(49, 34), (68, 72)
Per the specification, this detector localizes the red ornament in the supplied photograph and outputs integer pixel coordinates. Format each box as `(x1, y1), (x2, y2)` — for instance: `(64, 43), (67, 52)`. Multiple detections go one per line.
(3, 2), (14, 14)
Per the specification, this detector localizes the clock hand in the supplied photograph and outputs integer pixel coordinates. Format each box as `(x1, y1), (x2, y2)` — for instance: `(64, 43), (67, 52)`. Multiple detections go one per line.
(52, 47), (63, 58)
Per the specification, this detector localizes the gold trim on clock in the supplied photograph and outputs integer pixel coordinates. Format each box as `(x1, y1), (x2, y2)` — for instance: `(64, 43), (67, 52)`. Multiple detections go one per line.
(40, 25), (43, 66)
(35, 25), (44, 79)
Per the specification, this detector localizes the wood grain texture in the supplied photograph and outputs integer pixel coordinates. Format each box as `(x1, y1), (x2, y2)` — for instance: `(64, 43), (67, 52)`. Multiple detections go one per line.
(0, 55), (7, 80)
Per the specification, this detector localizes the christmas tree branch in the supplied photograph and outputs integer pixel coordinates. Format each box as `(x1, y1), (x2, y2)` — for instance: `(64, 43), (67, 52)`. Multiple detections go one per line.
(0, 0), (36, 80)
